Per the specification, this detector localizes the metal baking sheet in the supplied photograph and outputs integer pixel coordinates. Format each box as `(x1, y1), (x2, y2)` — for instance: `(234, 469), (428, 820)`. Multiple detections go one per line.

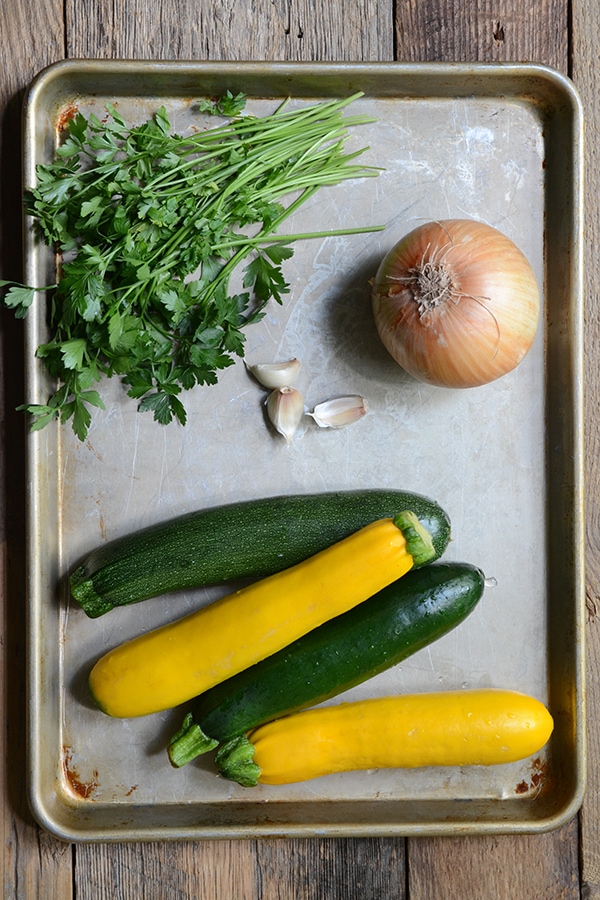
(22, 60), (585, 840)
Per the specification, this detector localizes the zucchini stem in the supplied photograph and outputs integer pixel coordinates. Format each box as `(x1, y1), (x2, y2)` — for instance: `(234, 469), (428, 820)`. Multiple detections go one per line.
(167, 712), (219, 767)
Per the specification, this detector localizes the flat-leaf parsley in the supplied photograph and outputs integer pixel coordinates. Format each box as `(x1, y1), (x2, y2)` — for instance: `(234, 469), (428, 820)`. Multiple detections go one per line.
(2, 92), (382, 440)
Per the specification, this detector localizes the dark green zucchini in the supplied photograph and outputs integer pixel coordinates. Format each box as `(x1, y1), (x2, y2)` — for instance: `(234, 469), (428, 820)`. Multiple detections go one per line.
(167, 561), (483, 767)
(70, 489), (451, 618)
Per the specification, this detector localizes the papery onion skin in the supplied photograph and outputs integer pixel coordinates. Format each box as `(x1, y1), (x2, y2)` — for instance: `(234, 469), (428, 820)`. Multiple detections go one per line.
(371, 219), (541, 388)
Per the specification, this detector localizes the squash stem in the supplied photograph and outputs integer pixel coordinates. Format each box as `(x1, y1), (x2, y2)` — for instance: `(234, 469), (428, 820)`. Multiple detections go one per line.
(167, 713), (219, 766)
(394, 510), (436, 568)
(215, 736), (261, 787)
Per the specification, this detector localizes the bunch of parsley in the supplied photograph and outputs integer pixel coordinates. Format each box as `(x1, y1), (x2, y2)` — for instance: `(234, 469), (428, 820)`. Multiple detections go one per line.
(1, 92), (381, 440)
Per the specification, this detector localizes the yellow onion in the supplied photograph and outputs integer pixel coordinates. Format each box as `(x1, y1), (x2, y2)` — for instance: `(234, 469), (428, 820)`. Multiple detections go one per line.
(371, 219), (541, 388)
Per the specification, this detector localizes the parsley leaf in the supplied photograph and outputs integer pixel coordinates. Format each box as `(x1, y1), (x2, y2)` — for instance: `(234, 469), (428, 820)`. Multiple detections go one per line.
(243, 251), (290, 305)
(0, 283), (37, 317)
(197, 91), (247, 117)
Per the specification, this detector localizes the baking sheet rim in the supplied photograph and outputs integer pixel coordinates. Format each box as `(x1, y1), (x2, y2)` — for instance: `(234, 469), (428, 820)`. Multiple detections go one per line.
(22, 58), (586, 841)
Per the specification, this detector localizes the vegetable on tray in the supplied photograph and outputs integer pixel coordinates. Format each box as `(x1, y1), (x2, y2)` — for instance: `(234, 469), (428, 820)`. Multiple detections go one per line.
(70, 489), (451, 618)
(266, 385), (304, 443)
(371, 219), (541, 388)
(1, 92), (383, 440)
(168, 562), (485, 766)
(215, 690), (554, 786)
(88, 511), (435, 718)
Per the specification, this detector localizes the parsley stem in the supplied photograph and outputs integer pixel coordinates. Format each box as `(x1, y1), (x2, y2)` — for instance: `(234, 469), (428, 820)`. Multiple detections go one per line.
(211, 224), (386, 251)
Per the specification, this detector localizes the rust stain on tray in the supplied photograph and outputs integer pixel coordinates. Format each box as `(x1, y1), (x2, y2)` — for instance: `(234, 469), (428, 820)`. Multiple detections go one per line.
(515, 756), (548, 796)
(57, 103), (79, 133)
(62, 746), (99, 800)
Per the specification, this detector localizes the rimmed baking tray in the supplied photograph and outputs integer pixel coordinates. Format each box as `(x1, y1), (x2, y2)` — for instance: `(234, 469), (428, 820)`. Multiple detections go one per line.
(22, 60), (585, 841)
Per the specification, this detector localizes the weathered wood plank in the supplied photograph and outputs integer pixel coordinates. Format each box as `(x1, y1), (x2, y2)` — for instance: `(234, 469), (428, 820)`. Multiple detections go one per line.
(66, 0), (393, 61)
(395, 0), (568, 70)
(74, 837), (407, 900)
(256, 838), (406, 900)
(572, 0), (600, 895)
(0, 2), (74, 896)
(74, 840), (259, 900)
(408, 821), (580, 900)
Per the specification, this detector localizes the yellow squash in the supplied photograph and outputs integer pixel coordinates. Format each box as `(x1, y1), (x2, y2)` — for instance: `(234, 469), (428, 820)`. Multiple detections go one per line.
(215, 689), (554, 786)
(89, 511), (434, 718)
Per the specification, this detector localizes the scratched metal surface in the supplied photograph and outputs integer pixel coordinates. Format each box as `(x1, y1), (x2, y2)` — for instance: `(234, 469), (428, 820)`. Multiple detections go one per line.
(22, 61), (584, 840)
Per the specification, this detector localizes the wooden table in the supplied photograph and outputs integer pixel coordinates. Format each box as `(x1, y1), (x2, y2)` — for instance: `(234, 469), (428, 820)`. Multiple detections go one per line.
(1, 1), (598, 897)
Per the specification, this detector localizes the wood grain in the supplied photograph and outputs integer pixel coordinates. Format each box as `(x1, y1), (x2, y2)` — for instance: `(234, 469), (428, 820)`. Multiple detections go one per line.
(255, 838), (406, 900)
(572, 0), (600, 893)
(74, 840), (259, 899)
(75, 837), (406, 900)
(66, 0), (394, 62)
(395, 0), (568, 70)
(408, 822), (580, 900)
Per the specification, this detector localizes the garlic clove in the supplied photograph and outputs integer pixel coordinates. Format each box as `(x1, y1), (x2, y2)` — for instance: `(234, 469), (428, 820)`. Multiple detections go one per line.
(308, 395), (369, 429)
(266, 387), (304, 443)
(246, 358), (301, 389)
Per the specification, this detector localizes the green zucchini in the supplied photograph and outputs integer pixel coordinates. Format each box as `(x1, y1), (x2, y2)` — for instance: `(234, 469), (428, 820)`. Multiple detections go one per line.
(70, 489), (451, 618)
(167, 561), (483, 767)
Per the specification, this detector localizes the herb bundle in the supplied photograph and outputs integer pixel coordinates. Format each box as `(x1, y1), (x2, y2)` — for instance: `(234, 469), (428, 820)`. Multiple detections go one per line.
(1, 92), (381, 440)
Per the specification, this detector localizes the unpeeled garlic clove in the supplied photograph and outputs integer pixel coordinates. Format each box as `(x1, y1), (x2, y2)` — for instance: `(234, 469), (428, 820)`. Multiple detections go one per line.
(308, 395), (369, 429)
(266, 387), (304, 443)
(246, 358), (301, 389)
